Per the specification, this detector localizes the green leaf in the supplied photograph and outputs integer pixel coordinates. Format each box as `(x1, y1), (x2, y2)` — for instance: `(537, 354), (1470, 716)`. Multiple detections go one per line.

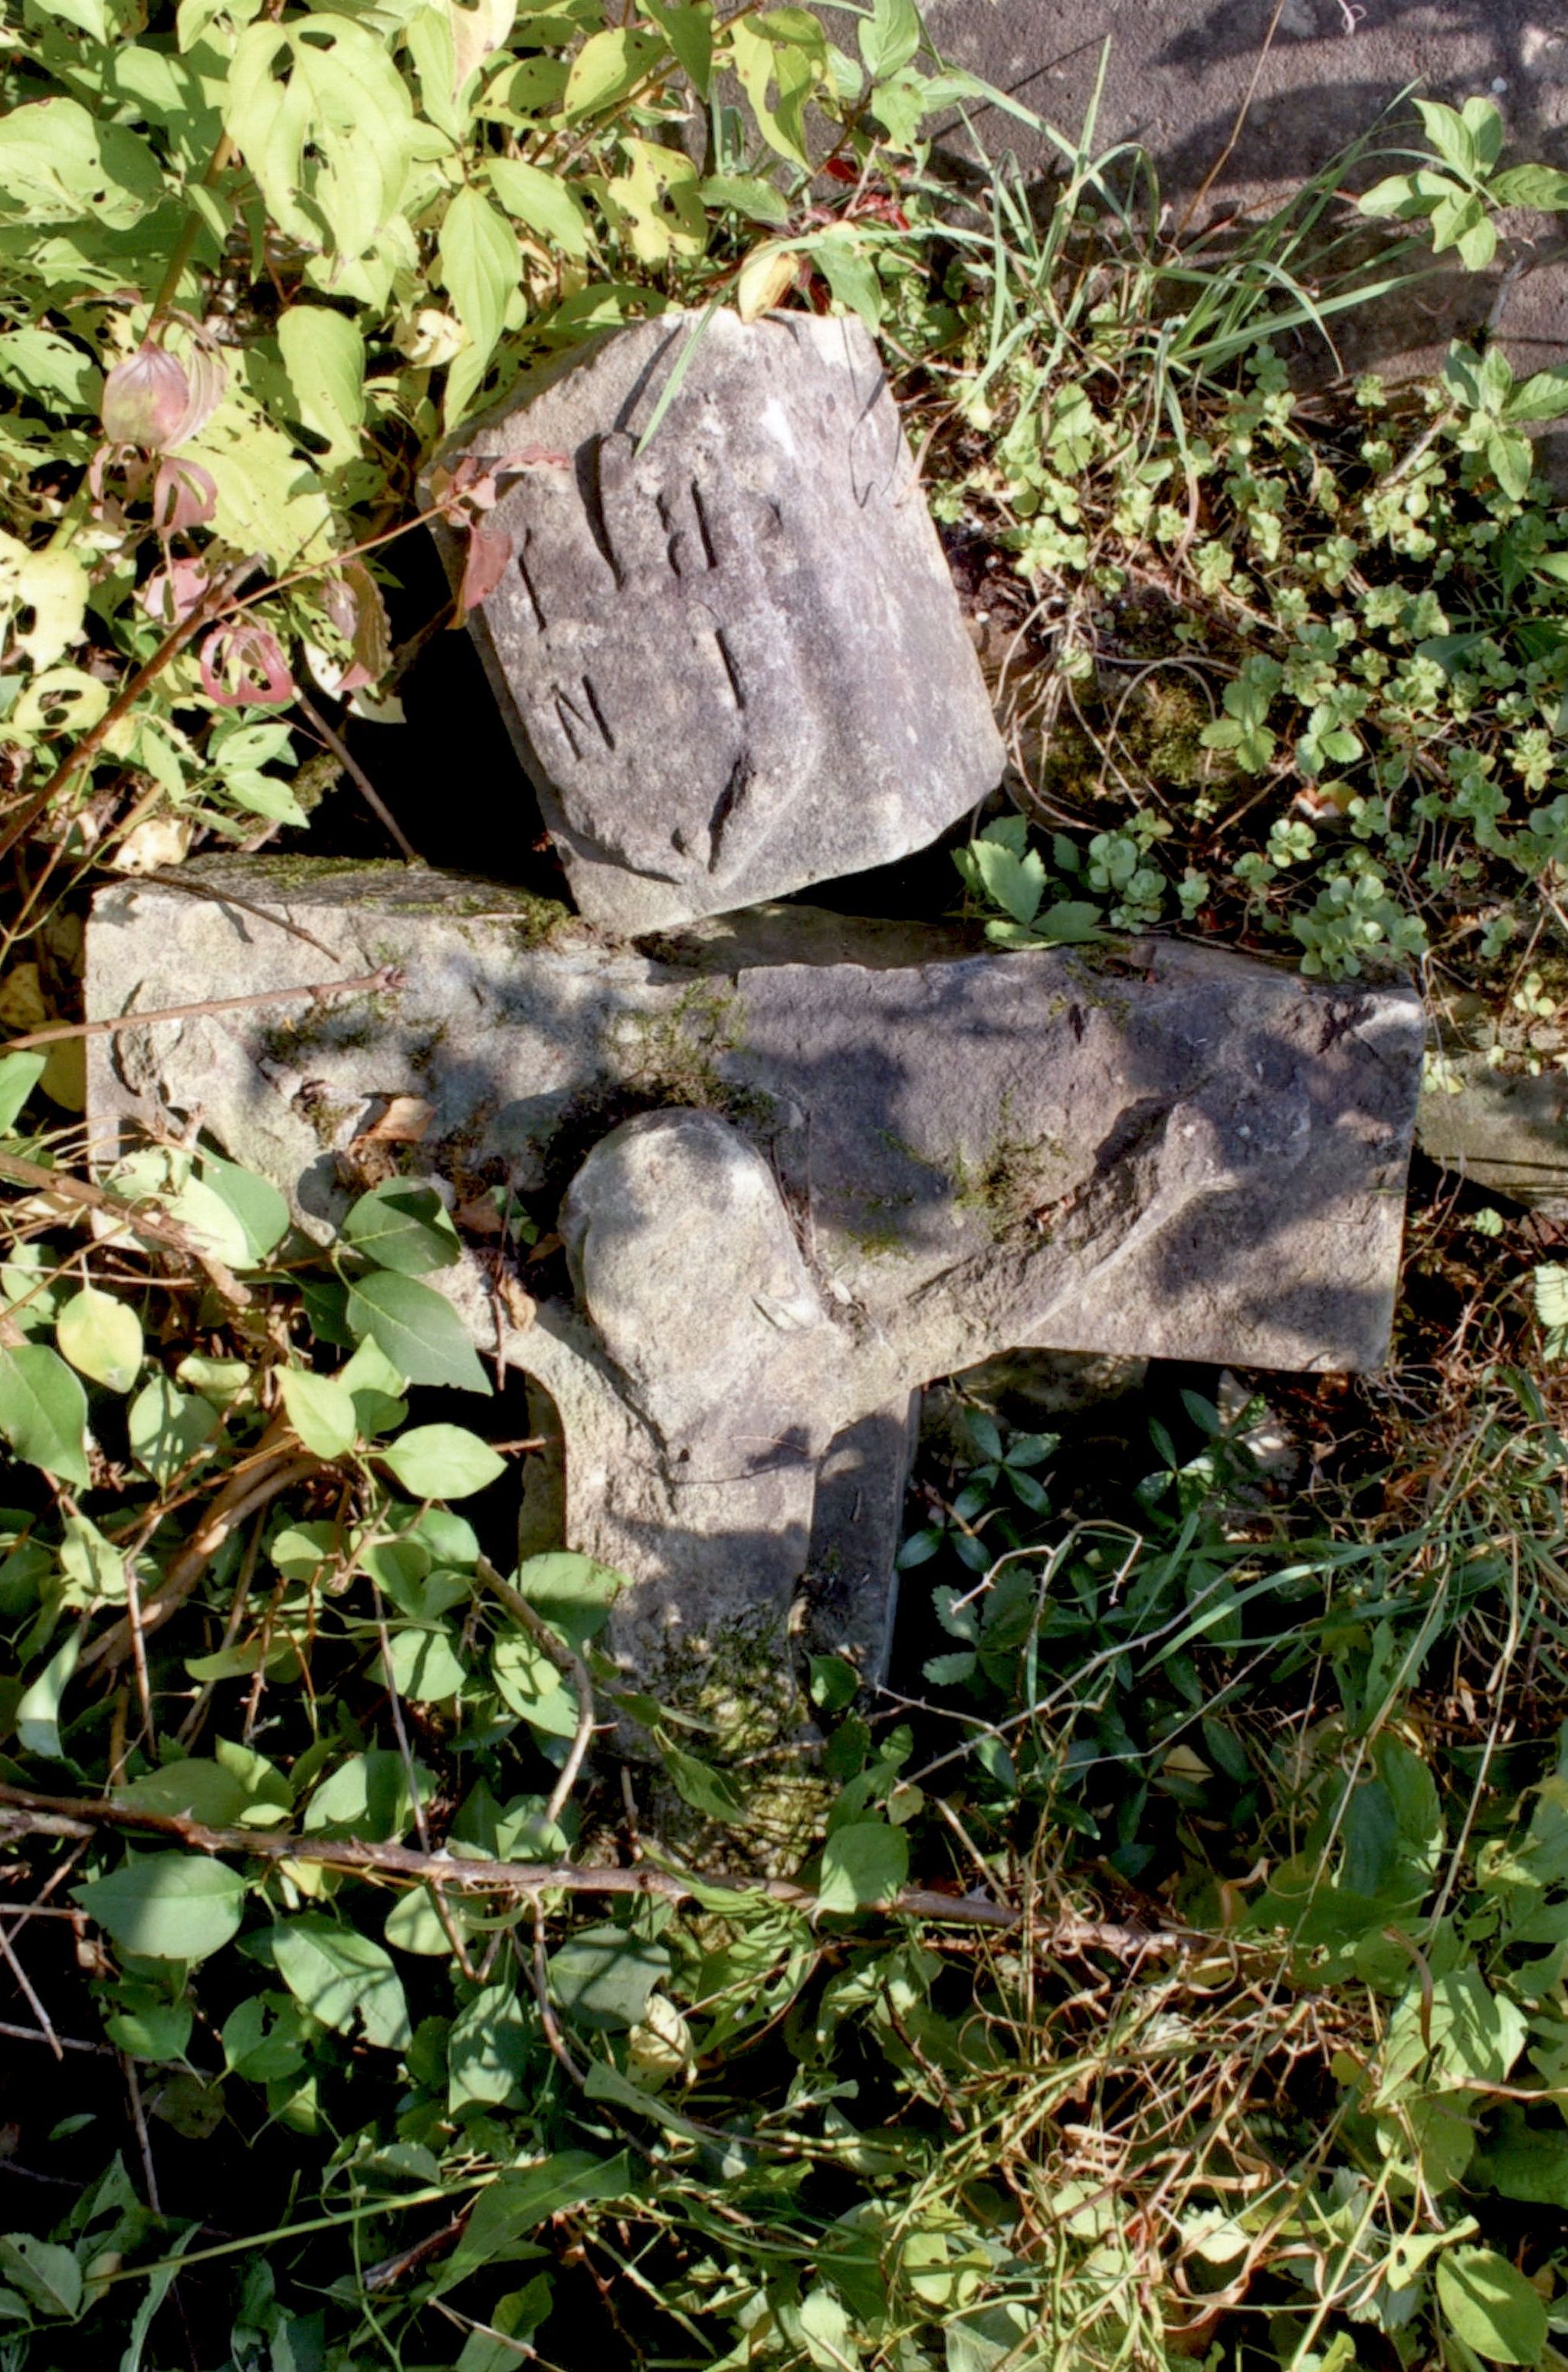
(487, 157), (593, 258)
(271, 1914), (412, 2049)
(730, 10), (826, 168)
(16, 1634), (80, 1761)
(75, 1855), (246, 1966)
(116, 1760), (250, 1826)
(0, 1052), (45, 1134)
(512, 1553), (622, 1650)
(0, 1344), (89, 1485)
(345, 1270), (490, 1394)
(199, 1154), (289, 1261)
(432, 2153), (633, 2296)
(492, 1635), (579, 1736)
(343, 1179), (461, 1276)
(448, 1981), (532, 2110)
(382, 1423), (505, 1498)
(818, 1819), (909, 1913)
(225, 16), (415, 260)
(441, 183), (517, 390)
(340, 1333), (408, 1435)
(1482, 2114), (1568, 2206)
(1436, 2247), (1547, 2365)
(1488, 428), (1534, 500)
(644, 0), (713, 96)
(1031, 901), (1107, 945)
(104, 1998), (195, 2063)
(658, 1732), (749, 1825)
(279, 1369), (357, 1460)
(0, 330), (101, 415)
(698, 172), (792, 227)
(561, 25), (664, 120)
(385, 1624), (467, 1703)
(969, 835), (1045, 927)
(56, 1286), (143, 1394)
(858, 0), (920, 81)
(1507, 366), (1568, 424)
(1489, 164), (1568, 210)
(127, 1374), (221, 1485)
(1415, 99), (1478, 182)
(0, 98), (162, 228)
(812, 229), (883, 327)
(278, 305), (366, 457)
(549, 1924), (668, 2029)
(0, 2236), (81, 2320)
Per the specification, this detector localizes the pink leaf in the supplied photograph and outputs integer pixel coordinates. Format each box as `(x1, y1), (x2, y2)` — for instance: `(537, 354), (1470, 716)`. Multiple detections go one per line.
(139, 558), (212, 625)
(460, 520), (513, 614)
(199, 622), (295, 708)
(153, 456), (218, 533)
(100, 337), (227, 452)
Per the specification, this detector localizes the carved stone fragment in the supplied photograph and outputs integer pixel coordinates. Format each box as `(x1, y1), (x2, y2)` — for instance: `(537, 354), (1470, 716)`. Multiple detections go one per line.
(430, 310), (1005, 932)
(86, 861), (1425, 1691)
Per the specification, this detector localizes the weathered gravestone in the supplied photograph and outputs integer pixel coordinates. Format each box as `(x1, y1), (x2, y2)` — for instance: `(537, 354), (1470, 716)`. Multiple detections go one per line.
(427, 309), (1005, 933)
(86, 862), (1423, 1689)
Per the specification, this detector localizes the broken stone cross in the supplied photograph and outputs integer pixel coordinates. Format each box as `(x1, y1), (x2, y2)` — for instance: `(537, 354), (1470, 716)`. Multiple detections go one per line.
(86, 866), (1423, 1693)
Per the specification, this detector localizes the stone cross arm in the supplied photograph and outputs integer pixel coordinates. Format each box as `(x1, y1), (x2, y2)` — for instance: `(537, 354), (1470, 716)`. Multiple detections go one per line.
(86, 863), (1423, 1689)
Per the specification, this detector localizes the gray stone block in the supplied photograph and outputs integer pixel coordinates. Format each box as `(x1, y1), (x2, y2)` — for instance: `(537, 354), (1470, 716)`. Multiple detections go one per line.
(429, 310), (1005, 933)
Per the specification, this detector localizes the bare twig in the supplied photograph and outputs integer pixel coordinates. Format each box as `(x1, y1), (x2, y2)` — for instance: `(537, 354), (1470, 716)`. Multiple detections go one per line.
(142, 870), (343, 963)
(0, 2019), (106, 2055)
(293, 690), (420, 864)
(0, 1926), (61, 2060)
(122, 2055), (162, 2213)
(80, 1449), (321, 1673)
(474, 1555), (595, 1826)
(2, 963), (403, 1054)
(0, 1147), (248, 1307)
(0, 1780), (1125, 1938)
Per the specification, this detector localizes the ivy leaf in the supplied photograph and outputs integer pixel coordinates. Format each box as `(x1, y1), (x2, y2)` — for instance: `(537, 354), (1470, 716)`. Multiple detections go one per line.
(818, 1819), (909, 1913)
(75, 1854), (246, 1965)
(381, 1424), (504, 1499)
(56, 1285), (143, 1394)
(0, 1344), (89, 1484)
(1435, 2247), (1547, 2365)
(345, 1271), (490, 1394)
(271, 1914), (412, 2049)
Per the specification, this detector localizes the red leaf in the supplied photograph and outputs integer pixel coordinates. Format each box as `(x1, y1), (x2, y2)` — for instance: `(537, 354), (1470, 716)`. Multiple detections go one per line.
(460, 520), (513, 614)
(199, 622), (295, 708)
(153, 456), (217, 533)
(139, 558), (212, 625)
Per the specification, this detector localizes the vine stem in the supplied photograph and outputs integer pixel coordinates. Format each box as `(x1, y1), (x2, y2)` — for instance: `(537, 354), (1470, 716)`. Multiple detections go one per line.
(0, 1779), (1202, 1947)
(2, 963), (403, 1054)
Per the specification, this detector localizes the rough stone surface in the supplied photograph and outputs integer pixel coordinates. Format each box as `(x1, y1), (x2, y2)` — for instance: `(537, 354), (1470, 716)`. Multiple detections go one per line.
(1418, 1057), (1568, 1212)
(430, 310), (1005, 933)
(86, 861), (1424, 1684)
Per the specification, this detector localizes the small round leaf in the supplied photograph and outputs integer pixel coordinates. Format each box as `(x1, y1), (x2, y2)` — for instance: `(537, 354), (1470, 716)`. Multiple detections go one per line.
(57, 1284), (143, 1393)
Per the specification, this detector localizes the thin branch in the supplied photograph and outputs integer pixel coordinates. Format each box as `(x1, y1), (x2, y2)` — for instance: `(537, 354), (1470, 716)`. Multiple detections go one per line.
(0, 1926), (61, 2061)
(2, 963), (403, 1053)
(0, 563), (255, 869)
(122, 2055), (162, 2214)
(0, 2019), (103, 2055)
(475, 1555), (595, 1826)
(293, 690), (421, 864)
(0, 1781), (1090, 1937)
(80, 1451), (321, 1674)
(0, 1147), (248, 1308)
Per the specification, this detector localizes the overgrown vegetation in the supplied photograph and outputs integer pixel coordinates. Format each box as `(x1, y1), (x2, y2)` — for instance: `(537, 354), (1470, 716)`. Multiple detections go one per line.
(3, 2), (1568, 2367)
